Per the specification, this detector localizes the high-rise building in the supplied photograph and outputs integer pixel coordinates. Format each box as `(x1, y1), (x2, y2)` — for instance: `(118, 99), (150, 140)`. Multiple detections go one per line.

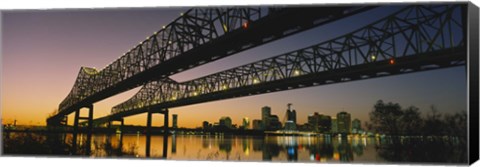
(331, 117), (338, 133)
(172, 114), (178, 129)
(307, 112), (331, 133)
(268, 115), (282, 130)
(262, 106), (271, 129)
(242, 117), (250, 129)
(286, 103), (297, 124)
(284, 120), (296, 131)
(337, 111), (351, 134)
(352, 119), (361, 134)
(308, 112), (320, 132)
(203, 121), (210, 130)
(219, 116), (232, 129)
(252, 119), (264, 130)
(318, 115), (332, 133)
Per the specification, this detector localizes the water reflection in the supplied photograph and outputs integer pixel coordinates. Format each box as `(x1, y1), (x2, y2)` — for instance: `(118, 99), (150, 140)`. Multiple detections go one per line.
(218, 136), (232, 160)
(307, 137), (334, 161)
(144, 133), (168, 158)
(2, 132), (467, 164)
(172, 135), (177, 154)
(375, 136), (467, 163)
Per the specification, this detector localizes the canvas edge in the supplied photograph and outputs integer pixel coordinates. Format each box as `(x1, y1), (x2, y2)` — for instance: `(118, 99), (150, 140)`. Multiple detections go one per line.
(467, 1), (480, 165)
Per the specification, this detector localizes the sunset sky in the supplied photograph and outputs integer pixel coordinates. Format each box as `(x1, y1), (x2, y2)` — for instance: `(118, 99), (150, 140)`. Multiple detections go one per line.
(1, 5), (467, 128)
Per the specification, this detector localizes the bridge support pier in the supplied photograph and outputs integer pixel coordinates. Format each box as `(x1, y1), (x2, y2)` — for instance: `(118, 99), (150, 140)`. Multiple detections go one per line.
(107, 118), (124, 134)
(72, 109), (80, 154)
(120, 119), (124, 132)
(145, 108), (169, 158)
(61, 115), (68, 144)
(163, 109), (169, 158)
(85, 105), (93, 155)
(71, 105), (94, 155)
(118, 130), (124, 155)
(145, 111), (153, 157)
(172, 134), (176, 154)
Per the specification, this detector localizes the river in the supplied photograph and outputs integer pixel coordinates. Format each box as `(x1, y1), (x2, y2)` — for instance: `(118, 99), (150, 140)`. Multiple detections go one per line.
(2, 132), (467, 164)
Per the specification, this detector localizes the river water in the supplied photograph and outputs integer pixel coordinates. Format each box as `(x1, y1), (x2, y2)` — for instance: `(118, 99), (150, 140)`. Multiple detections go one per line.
(2, 132), (468, 164)
(89, 134), (381, 162)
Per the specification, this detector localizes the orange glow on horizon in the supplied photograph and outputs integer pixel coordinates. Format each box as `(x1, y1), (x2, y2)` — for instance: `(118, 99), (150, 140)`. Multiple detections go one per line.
(1, 9), (467, 129)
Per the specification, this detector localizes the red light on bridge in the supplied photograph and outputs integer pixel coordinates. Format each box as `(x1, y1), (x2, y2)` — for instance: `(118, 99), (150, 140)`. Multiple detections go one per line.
(389, 58), (395, 65)
(242, 22), (249, 29)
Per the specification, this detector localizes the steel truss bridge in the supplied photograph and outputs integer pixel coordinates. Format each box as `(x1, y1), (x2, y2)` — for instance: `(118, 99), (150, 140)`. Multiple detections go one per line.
(49, 4), (474, 136)
(47, 5), (377, 126)
(85, 4), (468, 127)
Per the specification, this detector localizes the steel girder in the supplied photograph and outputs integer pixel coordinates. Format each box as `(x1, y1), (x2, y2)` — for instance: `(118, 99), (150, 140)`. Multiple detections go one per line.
(109, 4), (466, 117)
(51, 6), (375, 124)
(58, 8), (266, 112)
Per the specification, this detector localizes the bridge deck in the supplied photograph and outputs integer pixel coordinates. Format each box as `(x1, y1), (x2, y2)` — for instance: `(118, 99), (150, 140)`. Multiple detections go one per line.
(89, 4), (467, 126)
(50, 6), (376, 125)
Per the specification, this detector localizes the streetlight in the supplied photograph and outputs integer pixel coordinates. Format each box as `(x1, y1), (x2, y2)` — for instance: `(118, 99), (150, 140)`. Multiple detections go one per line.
(294, 70), (301, 76)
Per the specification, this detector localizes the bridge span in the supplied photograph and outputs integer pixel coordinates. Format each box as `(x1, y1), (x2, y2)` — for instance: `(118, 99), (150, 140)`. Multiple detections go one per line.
(48, 5), (375, 126)
(87, 4), (467, 128)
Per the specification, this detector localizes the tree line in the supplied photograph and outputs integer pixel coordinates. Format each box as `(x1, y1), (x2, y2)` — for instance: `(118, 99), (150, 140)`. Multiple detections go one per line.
(366, 100), (467, 137)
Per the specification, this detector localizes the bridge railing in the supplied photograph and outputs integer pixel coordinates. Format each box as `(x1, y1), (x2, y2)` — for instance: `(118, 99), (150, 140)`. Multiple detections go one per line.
(111, 4), (465, 114)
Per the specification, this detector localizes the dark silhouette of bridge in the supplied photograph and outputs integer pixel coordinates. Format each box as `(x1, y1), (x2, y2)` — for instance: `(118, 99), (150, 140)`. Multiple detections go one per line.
(87, 4), (467, 126)
(47, 6), (375, 127)
(47, 4), (477, 156)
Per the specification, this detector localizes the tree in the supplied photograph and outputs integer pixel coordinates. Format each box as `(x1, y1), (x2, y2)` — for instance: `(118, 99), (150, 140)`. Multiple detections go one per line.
(422, 105), (445, 136)
(369, 100), (403, 135)
(369, 100), (423, 136)
(443, 110), (467, 137)
(400, 106), (423, 135)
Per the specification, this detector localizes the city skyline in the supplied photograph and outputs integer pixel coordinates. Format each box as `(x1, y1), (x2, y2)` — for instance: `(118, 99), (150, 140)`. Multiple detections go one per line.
(201, 106), (361, 133)
(1, 5), (467, 128)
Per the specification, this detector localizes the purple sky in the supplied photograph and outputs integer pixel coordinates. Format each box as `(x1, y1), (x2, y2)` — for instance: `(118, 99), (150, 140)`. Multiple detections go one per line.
(1, 6), (467, 128)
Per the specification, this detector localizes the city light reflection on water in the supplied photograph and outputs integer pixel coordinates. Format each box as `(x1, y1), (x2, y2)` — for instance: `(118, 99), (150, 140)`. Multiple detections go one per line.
(89, 134), (384, 162)
(2, 132), (467, 164)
